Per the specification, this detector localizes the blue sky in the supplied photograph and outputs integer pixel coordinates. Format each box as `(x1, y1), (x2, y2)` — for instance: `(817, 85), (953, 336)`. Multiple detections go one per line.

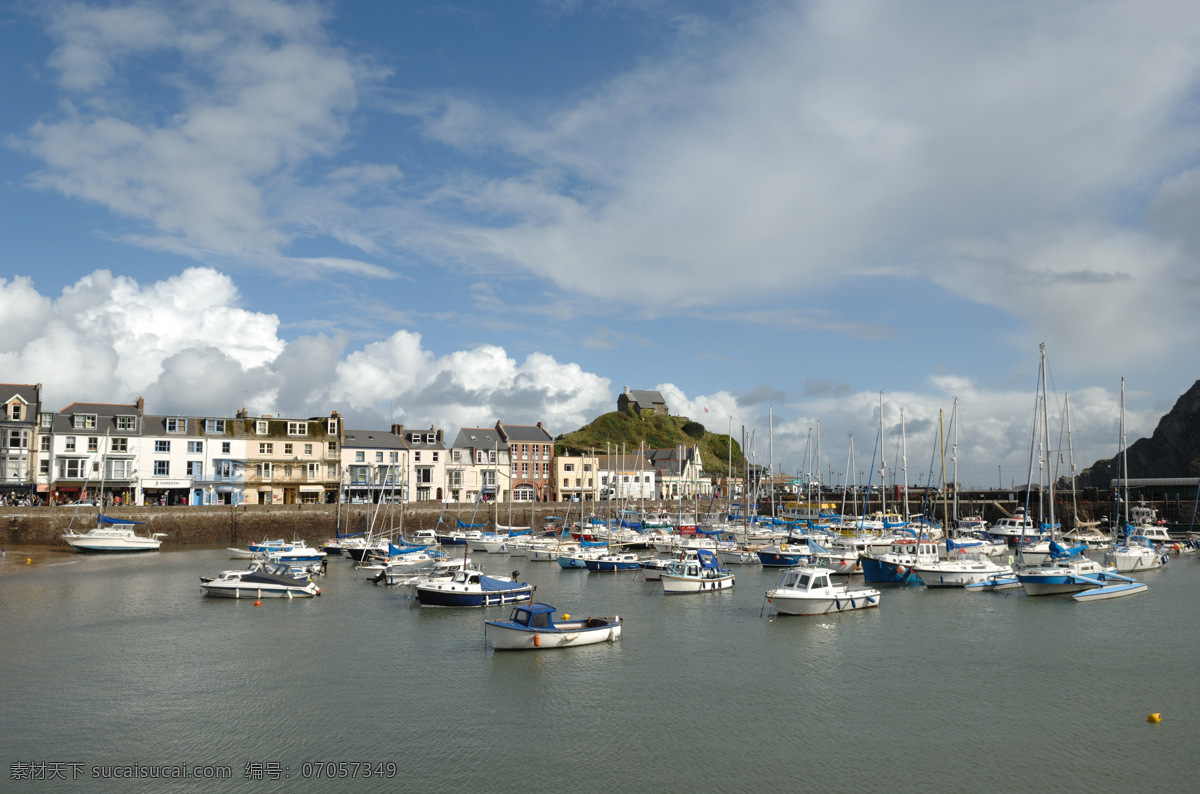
(3, 0), (1200, 488)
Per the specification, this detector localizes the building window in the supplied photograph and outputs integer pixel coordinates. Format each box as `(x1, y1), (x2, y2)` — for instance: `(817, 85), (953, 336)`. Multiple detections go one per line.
(40, 435), (50, 452)
(41, 413), (53, 429)
(155, 440), (170, 453)
(87, 437), (98, 452)
(327, 418), (338, 435)
(389, 451), (398, 463)
(204, 419), (226, 434)
(307, 462), (319, 479)
(65, 436), (76, 452)
(287, 421), (308, 436)
(40, 459), (49, 475)
(73, 414), (97, 429)
(115, 415), (135, 431)
(10, 404), (22, 420)
(221, 442), (231, 454)
(215, 461), (235, 478)
(188, 441), (203, 454)
(564, 463), (575, 472)
(111, 437), (128, 453)
(257, 462), (273, 478)
(327, 442), (337, 454)
(522, 463), (529, 477)
(154, 460), (170, 476)
(376, 452), (384, 463)
(186, 461), (201, 477)
(284, 443), (293, 455)
(259, 443), (273, 454)
(166, 418), (186, 433)
(414, 451), (421, 462)
(355, 451), (365, 462)
(255, 420), (269, 435)
(304, 444), (313, 455)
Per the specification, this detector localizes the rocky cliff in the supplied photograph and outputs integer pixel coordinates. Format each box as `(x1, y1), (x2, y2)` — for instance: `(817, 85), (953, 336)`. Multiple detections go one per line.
(1078, 379), (1200, 486)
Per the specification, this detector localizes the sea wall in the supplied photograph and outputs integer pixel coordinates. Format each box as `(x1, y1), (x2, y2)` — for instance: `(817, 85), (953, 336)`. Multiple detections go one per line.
(0, 503), (554, 549)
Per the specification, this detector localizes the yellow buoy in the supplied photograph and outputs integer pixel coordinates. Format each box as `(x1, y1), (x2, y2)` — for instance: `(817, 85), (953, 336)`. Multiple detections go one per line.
(27, 558), (32, 564)
(562, 614), (570, 620)
(1147, 713), (1162, 723)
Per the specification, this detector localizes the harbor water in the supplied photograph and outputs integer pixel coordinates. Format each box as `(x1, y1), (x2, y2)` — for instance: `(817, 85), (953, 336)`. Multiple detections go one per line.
(2, 546), (1198, 792)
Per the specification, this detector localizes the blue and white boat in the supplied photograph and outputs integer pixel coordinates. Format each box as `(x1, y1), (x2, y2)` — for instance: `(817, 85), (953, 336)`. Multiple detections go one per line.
(659, 548), (735, 595)
(859, 540), (940, 585)
(414, 569), (534, 607)
(584, 552), (644, 572)
(756, 542), (809, 568)
(485, 603), (622, 650)
(63, 514), (166, 553)
(1016, 542), (1134, 597)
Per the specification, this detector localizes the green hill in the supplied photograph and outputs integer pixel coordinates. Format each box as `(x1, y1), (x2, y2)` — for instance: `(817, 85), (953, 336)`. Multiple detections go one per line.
(554, 411), (743, 478)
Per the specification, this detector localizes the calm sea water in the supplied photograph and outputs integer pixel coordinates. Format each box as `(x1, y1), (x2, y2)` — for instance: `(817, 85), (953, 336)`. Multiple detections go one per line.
(2, 545), (1198, 793)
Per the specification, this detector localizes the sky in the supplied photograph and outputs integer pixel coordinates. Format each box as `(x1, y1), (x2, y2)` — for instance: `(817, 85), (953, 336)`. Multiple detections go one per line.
(2, 0), (1199, 489)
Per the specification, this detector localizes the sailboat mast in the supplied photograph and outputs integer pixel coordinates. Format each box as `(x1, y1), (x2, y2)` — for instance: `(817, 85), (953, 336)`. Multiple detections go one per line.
(1040, 344), (1057, 539)
(879, 391), (887, 521)
(900, 409), (909, 521)
(951, 397), (959, 524)
(1120, 378), (1130, 529)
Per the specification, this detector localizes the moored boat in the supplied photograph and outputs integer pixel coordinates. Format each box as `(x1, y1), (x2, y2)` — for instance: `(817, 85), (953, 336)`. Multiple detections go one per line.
(63, 513), (166, 553)
(765, 566), (881, 616)
(200, 560), (321, 599)
(485, 603), (621, 650)
(659, 548), (735, 595)
(414, 569), (534, 607)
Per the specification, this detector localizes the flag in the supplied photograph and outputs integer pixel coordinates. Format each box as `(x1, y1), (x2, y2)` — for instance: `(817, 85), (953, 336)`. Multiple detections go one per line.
(704, 407), (709, 413)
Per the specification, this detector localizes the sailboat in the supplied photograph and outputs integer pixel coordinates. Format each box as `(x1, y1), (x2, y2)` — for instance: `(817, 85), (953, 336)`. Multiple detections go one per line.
(1105, 378), (1168, 574)
(1014, 346), (1146, 599)
(63, 430), (166, 552)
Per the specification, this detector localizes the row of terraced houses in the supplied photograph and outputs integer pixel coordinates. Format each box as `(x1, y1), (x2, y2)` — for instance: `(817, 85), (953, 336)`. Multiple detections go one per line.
(0, 384), (710, 507)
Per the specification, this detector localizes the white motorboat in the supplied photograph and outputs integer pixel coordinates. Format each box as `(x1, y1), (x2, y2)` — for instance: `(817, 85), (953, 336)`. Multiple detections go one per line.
(200, 560), (321, 599)
(485, 603), (621, 650)
(913, 554), (1014, 588)
(765, 566), (881, 616)
(63, 514), (166, 553)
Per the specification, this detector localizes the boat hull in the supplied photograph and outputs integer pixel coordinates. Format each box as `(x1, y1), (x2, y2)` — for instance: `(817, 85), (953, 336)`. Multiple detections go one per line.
(660, 572), (735, 594)
(859, 557), (924, 586)
(201, 582), (319, 598)
(414, 584), (534, 607)
(485, 619), (622, 650)
(766, 590), (881, 616)
(64, 533), (162, 553)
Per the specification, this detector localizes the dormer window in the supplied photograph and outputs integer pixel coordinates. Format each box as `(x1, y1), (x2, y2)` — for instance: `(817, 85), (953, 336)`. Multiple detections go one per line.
(256, 420), (269, 435)
(115, 415), (136, 431)
(327, 418), (338, 435)
(287, 421), (308, 436)
(9, 404), (22, 420)
(205, 419), (226, 433)
(73, 414), (97, 429)
(166, 418), (186, 433)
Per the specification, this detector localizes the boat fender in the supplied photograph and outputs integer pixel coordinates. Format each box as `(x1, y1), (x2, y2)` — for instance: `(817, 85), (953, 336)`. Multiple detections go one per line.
(1161, 555), (1169, 565)
(533, 634), (541, 647)
(1147, 713), (1162, 723)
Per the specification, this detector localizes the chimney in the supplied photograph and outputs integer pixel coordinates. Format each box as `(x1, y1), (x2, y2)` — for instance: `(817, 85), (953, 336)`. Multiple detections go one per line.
(391, 423), (404, 436)
(136, 396), (144, 415)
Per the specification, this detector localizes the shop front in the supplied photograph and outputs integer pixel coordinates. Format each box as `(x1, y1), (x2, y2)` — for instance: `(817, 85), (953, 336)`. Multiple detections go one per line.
(141, 477), (194, 506)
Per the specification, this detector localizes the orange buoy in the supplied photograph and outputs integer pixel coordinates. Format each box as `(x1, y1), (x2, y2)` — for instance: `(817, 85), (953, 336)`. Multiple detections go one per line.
(254, 600), (262, 606)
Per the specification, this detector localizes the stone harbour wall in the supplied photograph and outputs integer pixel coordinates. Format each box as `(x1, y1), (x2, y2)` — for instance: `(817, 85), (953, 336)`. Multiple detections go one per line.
(0, 503), (556, 548)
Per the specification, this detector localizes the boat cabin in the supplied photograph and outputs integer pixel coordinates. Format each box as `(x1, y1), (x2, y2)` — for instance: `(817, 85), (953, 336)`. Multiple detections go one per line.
(506, 603), (557, 628)
(778, 568), (834, 592)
